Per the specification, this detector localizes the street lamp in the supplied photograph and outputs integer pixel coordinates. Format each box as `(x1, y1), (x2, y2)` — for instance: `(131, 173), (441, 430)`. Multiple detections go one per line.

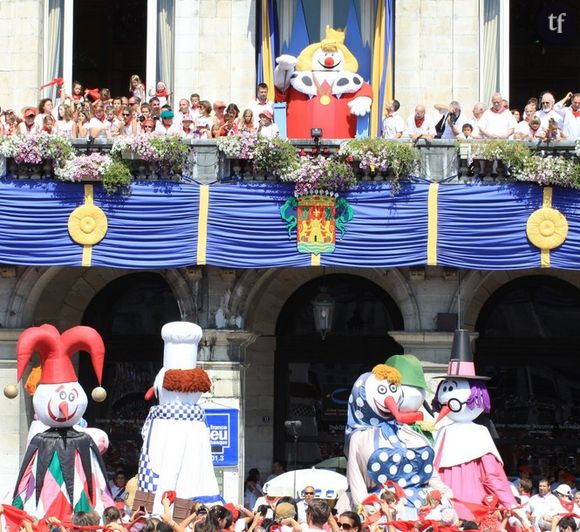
(312, 286), (335, 340)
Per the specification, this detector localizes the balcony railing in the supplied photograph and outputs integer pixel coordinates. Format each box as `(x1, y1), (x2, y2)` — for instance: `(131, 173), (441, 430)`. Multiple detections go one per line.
(1, 138), (578, 185)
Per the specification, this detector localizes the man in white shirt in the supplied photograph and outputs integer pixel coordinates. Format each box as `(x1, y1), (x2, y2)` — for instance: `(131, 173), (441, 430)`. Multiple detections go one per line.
(404, 104), (435, 141)
(155, 109), (180, 136)
(478, 92), (517, 139)
(382, 99), (405, 139)
(555, 92), (580, 141)
(526, 479), (559, 532)
(174, 98), (191, 126)
(536, 92), (563, 129)
(248, 83), (274, 128)
(296, 485), (316, 524)
(433, 101), (467, 139)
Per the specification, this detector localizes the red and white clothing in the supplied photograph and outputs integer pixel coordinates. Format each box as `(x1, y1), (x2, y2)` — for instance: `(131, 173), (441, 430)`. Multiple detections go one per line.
(275, 72), (372, 139)
(88, 116), (111, 139)
(555, 103), (580, 140)
(382, 112), (405, 139)
(478, 108), (517, 139)
(155, 122), (180, 136)
(404, 114), (436, 137)
(247, 98), (274, 128)
(434, 422), (516, 521)
(536, 108), (563, 130)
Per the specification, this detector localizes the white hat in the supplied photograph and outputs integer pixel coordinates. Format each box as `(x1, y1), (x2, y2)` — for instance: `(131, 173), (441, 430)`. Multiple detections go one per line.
(554, 484), (573, 498)
(161, 322), (202, 369)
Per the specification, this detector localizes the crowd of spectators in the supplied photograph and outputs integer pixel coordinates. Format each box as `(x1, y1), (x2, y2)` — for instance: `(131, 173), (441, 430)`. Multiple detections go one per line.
(3, 73), (579, 145)
(382, 91), (580, 143)
(0, 76), (279, 141)
(2, 464), (580, 532)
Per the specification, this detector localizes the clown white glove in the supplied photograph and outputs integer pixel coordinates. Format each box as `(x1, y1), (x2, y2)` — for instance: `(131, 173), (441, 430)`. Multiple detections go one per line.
(348, 96), (372, 116)
(274, 55), (298, 92)
(275, 54), (298, 71)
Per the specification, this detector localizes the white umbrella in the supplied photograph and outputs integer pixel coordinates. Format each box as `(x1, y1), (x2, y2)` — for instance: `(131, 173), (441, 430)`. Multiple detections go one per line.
(263, 468), (348, 500)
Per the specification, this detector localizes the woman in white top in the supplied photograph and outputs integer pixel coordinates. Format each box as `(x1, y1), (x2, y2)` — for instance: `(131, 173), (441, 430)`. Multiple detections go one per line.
(35, 98), (56, 130)
(56, 104), (75, 138)
(73, 107), (91, 139)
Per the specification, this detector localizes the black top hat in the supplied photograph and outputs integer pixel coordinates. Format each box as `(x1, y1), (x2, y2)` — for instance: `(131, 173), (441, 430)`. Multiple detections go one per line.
(436, 329), (490, 380)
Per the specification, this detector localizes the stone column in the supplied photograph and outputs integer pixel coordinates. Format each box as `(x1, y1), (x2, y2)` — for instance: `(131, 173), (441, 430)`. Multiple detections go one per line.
(198, 329), (257, 504)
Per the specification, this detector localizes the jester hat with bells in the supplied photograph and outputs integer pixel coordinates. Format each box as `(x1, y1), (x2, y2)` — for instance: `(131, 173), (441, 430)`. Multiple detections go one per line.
(4, 324), (107, 426)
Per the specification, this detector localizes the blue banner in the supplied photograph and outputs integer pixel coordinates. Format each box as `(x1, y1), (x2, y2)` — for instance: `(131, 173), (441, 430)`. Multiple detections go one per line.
(205, 408), (239, 467)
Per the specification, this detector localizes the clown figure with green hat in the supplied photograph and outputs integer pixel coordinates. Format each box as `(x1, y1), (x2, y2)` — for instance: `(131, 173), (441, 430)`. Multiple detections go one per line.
(339, 355), (451, 519)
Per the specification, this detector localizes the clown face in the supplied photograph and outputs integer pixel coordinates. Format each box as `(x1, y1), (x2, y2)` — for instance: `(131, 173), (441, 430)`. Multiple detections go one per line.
(33, 382), (88, 427)
(312, 47), (345, 72)
(365, 373), (402, 420)
(436, 378), (483, 423)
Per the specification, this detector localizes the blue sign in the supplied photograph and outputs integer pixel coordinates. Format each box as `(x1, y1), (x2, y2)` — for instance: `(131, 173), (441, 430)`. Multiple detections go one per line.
(205, 408), (239, 467)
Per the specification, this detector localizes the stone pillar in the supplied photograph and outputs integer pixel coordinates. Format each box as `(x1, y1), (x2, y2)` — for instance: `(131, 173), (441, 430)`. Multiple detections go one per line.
(0, 329), (26, 502)
(198, 329), (257, 504)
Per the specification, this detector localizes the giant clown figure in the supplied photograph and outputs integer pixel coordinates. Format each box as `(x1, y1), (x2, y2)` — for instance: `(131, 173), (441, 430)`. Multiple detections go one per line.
(432, 329), (516, 521)
(341, 359), (451, 519)
(137, 322), (221, 515)
(5, 324), (112, 520)
(274, 27), (372, 139)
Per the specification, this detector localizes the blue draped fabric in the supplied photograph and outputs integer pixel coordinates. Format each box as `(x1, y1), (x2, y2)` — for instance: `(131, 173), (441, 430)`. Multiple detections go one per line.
(206, 183), (310, 268)
(0, 179), (199, 268)
(321, 183), (428, 268)
(436, 184), (541, 270)
(2, 179), (580, 270)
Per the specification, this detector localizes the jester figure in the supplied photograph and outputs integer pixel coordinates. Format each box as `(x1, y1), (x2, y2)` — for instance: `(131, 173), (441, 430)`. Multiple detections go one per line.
(7, 325), (113, 520)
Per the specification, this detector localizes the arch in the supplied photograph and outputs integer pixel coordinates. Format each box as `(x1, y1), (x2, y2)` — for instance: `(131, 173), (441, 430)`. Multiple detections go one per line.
(461, 269), (580, 331)
(232, 267), (419, 335)
(4, 266), (198, 329)
(470, 273), (580, 477)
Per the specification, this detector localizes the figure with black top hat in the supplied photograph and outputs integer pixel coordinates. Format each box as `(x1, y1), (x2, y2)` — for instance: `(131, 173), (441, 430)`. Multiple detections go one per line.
(431, 329), (516, 521)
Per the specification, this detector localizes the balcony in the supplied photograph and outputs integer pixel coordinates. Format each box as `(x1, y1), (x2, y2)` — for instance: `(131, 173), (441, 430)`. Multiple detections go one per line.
(1, 137), (578, 187)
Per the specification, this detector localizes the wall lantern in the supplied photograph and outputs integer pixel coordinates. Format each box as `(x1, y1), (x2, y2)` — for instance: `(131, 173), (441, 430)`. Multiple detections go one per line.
(312, 286), (335, 340)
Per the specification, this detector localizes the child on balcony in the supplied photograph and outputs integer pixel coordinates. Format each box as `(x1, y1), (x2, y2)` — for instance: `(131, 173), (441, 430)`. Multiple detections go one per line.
(194, 101), (213, 139)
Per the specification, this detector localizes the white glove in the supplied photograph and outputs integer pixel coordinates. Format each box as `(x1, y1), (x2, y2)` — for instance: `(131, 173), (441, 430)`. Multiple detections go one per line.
(275, 54), (298, 71)
(348, 96), (372, 117)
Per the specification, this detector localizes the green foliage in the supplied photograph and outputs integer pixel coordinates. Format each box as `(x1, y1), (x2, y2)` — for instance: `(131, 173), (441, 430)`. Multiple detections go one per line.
(149, 136), (190, 175)
(101, 161), (132, 194)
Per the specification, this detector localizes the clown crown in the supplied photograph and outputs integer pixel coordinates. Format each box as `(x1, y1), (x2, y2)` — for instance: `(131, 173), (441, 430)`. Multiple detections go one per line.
(321, 26), (346, 51)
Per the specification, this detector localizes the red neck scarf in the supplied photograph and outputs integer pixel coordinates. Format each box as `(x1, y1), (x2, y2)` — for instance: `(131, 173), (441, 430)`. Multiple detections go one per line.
(415, 116), (425, 128)
(572, 109), (580, 118)
(490, 106), (506, 114)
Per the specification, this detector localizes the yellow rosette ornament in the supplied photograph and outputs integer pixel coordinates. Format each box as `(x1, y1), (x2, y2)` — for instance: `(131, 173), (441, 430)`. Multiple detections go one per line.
(526, 206), (568, 267)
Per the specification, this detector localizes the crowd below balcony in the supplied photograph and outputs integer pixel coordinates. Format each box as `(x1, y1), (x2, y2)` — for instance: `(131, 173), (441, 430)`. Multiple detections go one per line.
(0, 73), (579, 144)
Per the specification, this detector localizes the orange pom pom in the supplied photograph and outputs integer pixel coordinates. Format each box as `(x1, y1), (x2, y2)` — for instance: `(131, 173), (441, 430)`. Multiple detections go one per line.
(24, 366), (42, 396)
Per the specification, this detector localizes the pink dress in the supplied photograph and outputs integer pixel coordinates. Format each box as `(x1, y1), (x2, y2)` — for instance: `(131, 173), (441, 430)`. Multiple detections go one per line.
(434, 422), (516, 520)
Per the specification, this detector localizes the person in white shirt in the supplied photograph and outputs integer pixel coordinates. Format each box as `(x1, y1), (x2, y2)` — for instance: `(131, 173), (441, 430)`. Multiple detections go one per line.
(514, 104), (537, 140)
(526, 479), (559, 532)
(404, 104), (435, 141)
(155, 109), (180, 136)
(18, 108), (39, 136)
(297, 485), (316, 524)
(248, 83), (274, 128)
(174, 98), (191, 127)
(478, 92), (517, 139)
(257, 110), (280, 138)
(555, 92), (580, 141)
(433, 101), (467, 139)
(382, 99), (405, 139)
(88, 101), (112, 140)
(471, 102), (485, 137)
(536, 92), (563, 130)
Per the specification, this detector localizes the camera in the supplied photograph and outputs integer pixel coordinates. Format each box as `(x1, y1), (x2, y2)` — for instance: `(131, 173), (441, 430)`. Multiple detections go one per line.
(139, 115), (145, 122)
